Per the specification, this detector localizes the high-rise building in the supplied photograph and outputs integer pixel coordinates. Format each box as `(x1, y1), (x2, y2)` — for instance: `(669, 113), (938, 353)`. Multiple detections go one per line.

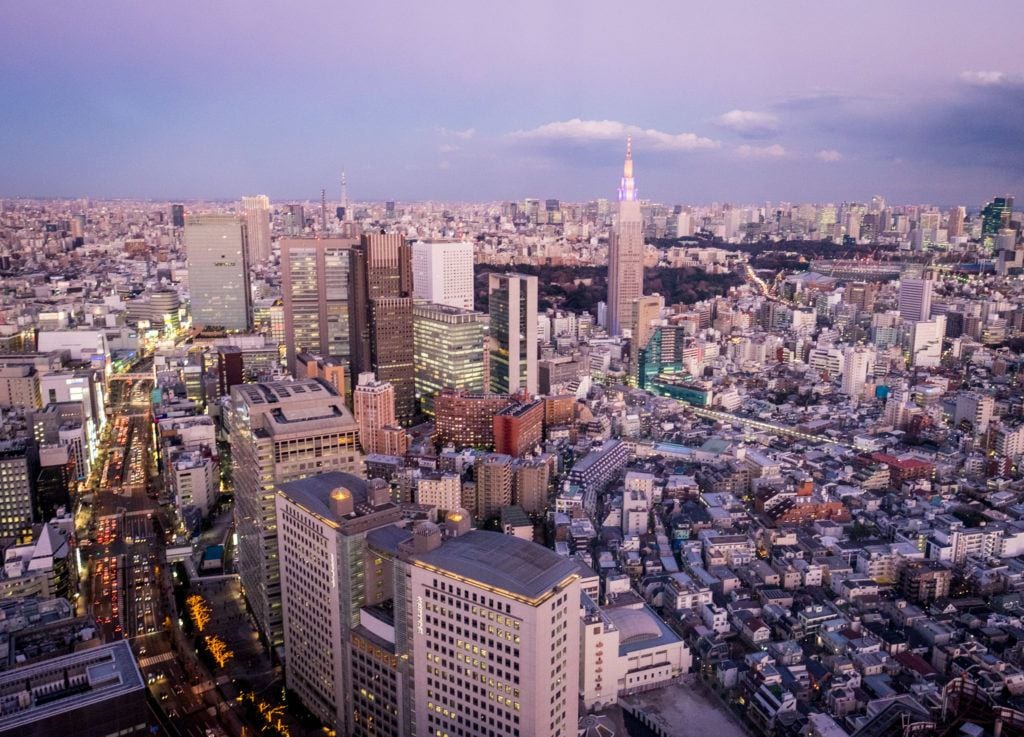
(240, 195), (272, 263)
(280, 237), (358, 383)
(184, 214), (252, 331)
(351, 232), (416, 424)
(472, 452), (513, 520)
(898, 277), (933, 323)
(910, 316), (946, 368)
(170, 203), (185, 228)
(0, 440), (36, 542)
(275, 472), (403, 734)
(411, 240), (475, 310)
(412, 303), (486, 414)
(228, 379), (360, 648)
(608, 137), (645, 336)
(285, 203), (305, 234)
(947, 205), (966, 238)
(407, 530), (581, 737)
(352, 372), (408, 456)
(982, 195), (1014, 236)
(630, 293), (664, 350)
(841, 346), (874, 398)
(954, 391), (995, 435)
(488, 273), (538, 395)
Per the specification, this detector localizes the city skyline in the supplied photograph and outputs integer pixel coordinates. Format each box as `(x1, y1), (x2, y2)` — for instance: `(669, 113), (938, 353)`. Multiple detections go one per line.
(2, 2), (1022, 204)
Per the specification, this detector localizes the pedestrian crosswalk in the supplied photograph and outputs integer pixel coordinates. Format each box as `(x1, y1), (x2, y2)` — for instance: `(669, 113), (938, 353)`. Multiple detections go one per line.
(138, 651), (176, 668)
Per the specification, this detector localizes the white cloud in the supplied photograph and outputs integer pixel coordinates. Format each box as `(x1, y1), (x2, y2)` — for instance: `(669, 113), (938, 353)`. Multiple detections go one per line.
(437, 127), (476, 139)
(509, 118), (719, 151)
(438, 143), (460, 153)
(959, 70), (1023, 87)
(716, 109), (780, 136)
(815, 149), (843, 162)
(735, 143), (786, 159)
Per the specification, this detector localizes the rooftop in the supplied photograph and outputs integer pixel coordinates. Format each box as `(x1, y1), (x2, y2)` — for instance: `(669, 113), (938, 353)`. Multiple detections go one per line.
(0, 640), (143, 731)
(412, 530), (579, 603)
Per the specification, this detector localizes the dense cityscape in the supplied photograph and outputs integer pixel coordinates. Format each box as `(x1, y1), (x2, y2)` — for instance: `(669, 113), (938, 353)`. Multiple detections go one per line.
(3, 3), (1024, 737)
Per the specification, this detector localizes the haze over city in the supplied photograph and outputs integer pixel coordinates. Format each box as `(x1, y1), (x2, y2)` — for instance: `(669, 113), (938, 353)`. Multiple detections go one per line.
(2, 0), (1023, 203)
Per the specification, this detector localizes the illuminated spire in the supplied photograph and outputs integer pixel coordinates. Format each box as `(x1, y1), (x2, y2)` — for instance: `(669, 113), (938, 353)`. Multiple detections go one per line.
(618, 136), (637, 202)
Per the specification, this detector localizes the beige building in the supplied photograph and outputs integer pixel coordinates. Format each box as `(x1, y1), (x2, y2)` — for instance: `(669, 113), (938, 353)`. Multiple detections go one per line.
(352, 372), (408, 456)
(408, 529), (581, 737)
(228, 379), (360, 648)
(472, 453), (513, 520)
(0, 365), (41, 410)
(275, 472), (403, 734)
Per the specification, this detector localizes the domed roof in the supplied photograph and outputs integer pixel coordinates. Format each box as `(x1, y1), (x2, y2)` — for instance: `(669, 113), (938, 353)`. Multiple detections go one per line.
(606, 607), (662, 645)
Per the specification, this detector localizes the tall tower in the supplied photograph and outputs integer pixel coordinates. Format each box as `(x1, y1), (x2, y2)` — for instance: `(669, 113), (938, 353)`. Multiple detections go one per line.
(488, 273), (538, 395)
(350, 232), (416, 424)
(184, 214), (252, 331)
(240, 195), (272, 263)
(228, 379), (360, 648)
(608, 137), (645, 336)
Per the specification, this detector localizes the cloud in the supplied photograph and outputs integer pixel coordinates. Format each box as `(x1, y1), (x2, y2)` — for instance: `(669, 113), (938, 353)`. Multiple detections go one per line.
(438, 143), (460, 153)
(735, 143), (786, 159)
(815, 149), (843, 162)
(437, 127), (476, 139)
(510, 118), (719, 151)
(716, 109), (779, 138)
(959, 70), (1023, 88)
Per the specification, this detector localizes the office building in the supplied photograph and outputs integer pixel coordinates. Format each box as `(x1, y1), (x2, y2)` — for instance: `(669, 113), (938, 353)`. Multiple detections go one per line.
(0, 641), (147, 737)
(0, 365), (42, 409)
(898, 277), (933, 323)
(493, 398), (544, 457)
(412, 303), (487, 414)
(228, 379), (361, 648)
(0, 440), (36, 542)
(407, 530), (581, 737)
(433, 390), (512, 449)
(241, 194), (272, 263)
(630, 294), (664, 350)
(280, 236), (358, 382)
(947, 205), (966, 238)
(353, 372), (408, 456)
(982, 195), (1014, 236)
(184, 214), (252, 331)
(170, 203), (185, 228)
(411, 240), (475, 310)
(350, 232), (416, 423)
(34, 445), (74, 521)
(275, 472), (402, 734)
(488, 273), (538, 395)
(608, 138), (645, 336)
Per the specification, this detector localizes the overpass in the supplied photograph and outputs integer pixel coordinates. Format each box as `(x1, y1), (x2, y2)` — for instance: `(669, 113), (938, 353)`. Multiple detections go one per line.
(673, 401), (855, 449)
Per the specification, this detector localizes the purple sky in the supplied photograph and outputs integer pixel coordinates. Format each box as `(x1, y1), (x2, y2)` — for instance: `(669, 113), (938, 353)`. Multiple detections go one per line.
(2, 1), (1022, 205)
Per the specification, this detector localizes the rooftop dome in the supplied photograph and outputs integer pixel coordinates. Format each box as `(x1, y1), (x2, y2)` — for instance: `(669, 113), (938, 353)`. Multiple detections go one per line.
(606, 608), (662, 646)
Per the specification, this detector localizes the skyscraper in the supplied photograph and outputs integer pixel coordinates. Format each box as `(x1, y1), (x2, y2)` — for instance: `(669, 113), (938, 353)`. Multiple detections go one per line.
(488, 273), (538, 395)
(228, 379), (360, 648)
(841, 345), (874, 398)
(630, 293), (664, 350)
(280, 237), (358, 384)
(170, 203), (185, 228)
(982, 195), (1014, 236)
(898, 277), (933, 323)
(407, 529), (581, 737)
(275, 472), (403, 734)
(947, 205), (966, 238)
(184, 214), (252, 331)
(350, 232), (416, 424)
(412, 303), (487, 414)
(240, 195), (272, 263)
(411, 240), (475, 310)
(608, 137), (645, 336)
